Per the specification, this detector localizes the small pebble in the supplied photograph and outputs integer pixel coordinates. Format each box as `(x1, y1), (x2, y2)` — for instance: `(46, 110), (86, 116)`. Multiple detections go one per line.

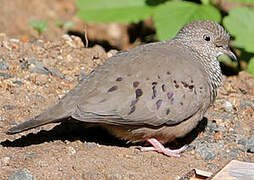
(224, 101), (233, 112)
(240, 100), (254, 110)
(246, 136), (254, 153)
(7, 169), (34, 180)
(106, 173), (123, 180)
(8, 121), (18, 125)
(222, 148), (239, 159)
(35, 94), (45, 99)
(3, 104), (15, 110)
(12, 80), (24, 86)
(206, 163), (219, 171)
(9, 38), (19, 43)
(195, 143), (217, 160)
(235, 134), (247, 146)
(19, 60), (29, 70)
(68, 146), (76, 155)
(25, 152), (38, 159)
(27, 58), (50, 75)
(82, 172), (103, 180)
(47, 68), (64, 79)
(0, 72), (12, 79)
(0, 61), (9, 70)
(78, 72), (87, 82)
(2, 157), (10, 166)
(84, 142), (100, 149)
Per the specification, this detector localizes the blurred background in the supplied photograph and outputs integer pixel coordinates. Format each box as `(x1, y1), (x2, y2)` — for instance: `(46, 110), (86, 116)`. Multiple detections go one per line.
(0, 0), (253, 75)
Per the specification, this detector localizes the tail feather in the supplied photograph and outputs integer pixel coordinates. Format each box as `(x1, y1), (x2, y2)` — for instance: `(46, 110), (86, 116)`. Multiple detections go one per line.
(6, 103), (72, 134)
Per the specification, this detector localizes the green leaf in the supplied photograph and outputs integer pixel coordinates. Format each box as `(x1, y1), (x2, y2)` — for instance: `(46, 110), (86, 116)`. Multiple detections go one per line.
(76, 0), (155, 23)
(153, 1), (221, 41)
(228, 0), (254, 4)
(223, 7), (254, 53)
(29, 20), (48, 34)
(247, 57), (254, 77)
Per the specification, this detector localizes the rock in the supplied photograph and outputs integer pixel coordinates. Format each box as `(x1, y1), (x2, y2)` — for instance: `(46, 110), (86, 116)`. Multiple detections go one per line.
(12, 80), (24, 86)
(25, 152), (38, 159)
(240, 100), (254, 110)
(224, 101), (233, 112)
(246, 136), (254, 153)
(35, 94), (45, 99)
(222, 148), (240, 159)
(0, 72), (12, 79)
(195, 143), (218, 161)
(78, 72), (87, 82)
(28, 58), (50, 75)
(0, 61), (9, 70)
(206, 163), (219, 171)
(1, 157), (10, 166)
(7, 169), (34, 180)
(82, 172), (103, 180)
(3, 104), (15, 110)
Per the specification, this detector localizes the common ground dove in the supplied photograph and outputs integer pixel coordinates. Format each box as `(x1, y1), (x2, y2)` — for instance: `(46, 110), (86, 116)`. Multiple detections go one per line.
(7, 20), (236, 157)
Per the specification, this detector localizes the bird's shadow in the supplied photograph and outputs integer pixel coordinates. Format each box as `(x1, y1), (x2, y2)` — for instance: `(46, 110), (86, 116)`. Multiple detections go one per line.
(1, 118), (208, 149)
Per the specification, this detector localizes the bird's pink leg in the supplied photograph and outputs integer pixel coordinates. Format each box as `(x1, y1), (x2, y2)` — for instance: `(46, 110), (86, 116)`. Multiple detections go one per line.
(139, 138), (186, 157)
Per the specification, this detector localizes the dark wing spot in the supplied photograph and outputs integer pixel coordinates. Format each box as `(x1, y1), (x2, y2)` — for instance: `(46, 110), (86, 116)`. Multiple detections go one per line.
(180, 102), (183, 106)
(166, 71), (171, 75)
(170, 98), (174, 104)
(136, 89), (143, 98)
(157, 75), (161, 79)
(116, 77), (123, 81)
(189, 85), (194, 91)
(174, 80), (179, 88)
(107, 86), (118, 92)
(191, 80), (193, 83)
(200, 87), (203, 89)
(130, 99), (137, 107)
(128, 106), (136, 115)
(156, 99), (162, 109)
(166, 108), (170, 115)
(152, 82), (158, 86)
(167, 92), (173, 99)
(152, 86), (157, 99)
(162, 84), (166, 92)
(133, 81), (140, 88)
(181, 81), (188, 88)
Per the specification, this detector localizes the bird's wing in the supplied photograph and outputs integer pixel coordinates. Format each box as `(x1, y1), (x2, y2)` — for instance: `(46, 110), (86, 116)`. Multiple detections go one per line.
(72, 43), (210, 126)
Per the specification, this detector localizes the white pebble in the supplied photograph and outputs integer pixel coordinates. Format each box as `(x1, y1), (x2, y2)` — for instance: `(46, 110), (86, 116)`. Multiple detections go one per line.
(224, 101), (233, 112)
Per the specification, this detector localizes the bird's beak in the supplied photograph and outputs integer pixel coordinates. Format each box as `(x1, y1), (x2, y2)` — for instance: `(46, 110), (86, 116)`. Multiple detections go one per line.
(223, 47), (237, 61)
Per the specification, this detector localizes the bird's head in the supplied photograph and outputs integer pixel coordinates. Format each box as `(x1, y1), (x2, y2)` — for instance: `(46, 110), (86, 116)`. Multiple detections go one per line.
(174, 20), (236, 61)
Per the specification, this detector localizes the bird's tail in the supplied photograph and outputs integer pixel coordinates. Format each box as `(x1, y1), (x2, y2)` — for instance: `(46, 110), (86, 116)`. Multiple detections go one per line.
(6, 102), (72, 135)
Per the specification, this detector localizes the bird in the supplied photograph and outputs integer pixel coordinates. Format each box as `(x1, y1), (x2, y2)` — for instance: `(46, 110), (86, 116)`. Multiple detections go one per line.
(6, 20), (236, 157)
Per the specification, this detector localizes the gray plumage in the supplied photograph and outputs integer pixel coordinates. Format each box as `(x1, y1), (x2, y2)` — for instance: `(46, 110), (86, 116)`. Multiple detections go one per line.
(7, 20), (236, 147)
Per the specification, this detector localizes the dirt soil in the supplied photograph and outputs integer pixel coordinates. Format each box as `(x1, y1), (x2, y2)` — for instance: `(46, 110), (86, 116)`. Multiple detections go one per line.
(0, 0), (254, 180)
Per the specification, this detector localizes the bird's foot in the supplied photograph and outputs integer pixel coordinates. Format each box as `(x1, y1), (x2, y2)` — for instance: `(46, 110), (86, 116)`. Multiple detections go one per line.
(138, 138), (186, 157)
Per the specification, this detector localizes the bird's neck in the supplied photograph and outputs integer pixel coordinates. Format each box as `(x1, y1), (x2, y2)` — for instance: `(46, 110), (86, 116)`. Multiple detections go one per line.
(203, 56), (222, 102)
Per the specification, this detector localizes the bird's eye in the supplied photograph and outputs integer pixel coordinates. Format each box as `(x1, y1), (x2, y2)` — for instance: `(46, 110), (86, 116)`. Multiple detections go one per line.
(203, 35), (210, 41)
